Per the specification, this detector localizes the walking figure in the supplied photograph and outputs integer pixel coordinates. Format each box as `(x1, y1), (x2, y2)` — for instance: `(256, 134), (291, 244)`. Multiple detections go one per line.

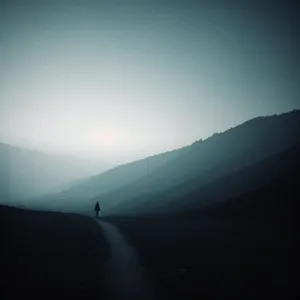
(95, 201), (100, 218)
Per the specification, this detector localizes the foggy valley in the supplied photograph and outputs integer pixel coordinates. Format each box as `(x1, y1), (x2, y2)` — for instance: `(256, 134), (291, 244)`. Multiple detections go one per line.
(1, 0), (299, 299)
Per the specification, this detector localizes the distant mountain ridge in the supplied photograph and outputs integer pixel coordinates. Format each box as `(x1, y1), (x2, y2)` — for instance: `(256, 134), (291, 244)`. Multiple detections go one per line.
(30, 144), (189, 211)
(0, 143), (111, 203)
(31, 109), (300, 216)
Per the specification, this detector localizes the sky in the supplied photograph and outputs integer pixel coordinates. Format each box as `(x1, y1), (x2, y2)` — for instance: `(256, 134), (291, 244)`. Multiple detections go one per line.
(0, 0), (299, 164)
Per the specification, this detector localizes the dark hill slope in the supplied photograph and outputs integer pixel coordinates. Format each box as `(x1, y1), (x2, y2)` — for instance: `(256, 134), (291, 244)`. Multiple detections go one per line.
(102, 110), (300, 214)
(102, 170), (299, 299)
(108, 141), (300, 215)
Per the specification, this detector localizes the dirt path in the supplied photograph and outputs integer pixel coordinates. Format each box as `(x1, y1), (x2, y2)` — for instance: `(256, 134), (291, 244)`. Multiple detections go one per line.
(94, 219), (159, 300)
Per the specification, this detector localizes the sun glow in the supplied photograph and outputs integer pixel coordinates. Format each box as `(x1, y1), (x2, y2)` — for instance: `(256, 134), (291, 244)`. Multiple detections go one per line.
(93, 129), (118, 146)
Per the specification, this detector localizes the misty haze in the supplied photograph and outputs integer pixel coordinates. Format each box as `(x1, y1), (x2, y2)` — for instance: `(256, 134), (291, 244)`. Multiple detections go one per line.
(1, 1), (299, 299)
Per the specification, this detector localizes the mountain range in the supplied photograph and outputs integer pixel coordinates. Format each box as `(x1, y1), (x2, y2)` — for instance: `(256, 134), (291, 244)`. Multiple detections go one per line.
(0, 143), (111, 204)
(26, 109), (300, 217)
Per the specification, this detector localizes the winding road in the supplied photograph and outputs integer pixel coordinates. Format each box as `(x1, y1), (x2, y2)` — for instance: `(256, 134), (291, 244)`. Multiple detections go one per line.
(94, 219), (159, 300)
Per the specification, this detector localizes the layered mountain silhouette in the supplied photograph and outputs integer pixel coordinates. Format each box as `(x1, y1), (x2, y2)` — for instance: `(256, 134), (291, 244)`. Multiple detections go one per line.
(0, 143), (110, 204)
(30, 109), (300, 216)
(29, 145), (188, 211)
(112, 142), (300, 215)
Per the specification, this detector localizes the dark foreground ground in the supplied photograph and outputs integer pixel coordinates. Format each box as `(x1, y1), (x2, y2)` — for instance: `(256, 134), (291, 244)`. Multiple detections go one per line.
(103, 214), (297, 300)
(1, 205), (111, 299)
(1, 175), (298, 300)
(103, 172), (299, 299)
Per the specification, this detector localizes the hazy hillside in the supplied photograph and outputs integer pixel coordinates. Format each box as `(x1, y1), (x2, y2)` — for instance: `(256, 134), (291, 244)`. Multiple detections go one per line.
(33, 109), (300, 215)
(112, 142), (300, 215)
(100, 109), (300, 214)
(29, 145), (189, 212)
(0, 143), (110, 203)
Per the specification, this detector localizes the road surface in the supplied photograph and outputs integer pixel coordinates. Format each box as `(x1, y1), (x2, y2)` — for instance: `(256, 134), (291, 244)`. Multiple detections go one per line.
(94, 219), (159, 300)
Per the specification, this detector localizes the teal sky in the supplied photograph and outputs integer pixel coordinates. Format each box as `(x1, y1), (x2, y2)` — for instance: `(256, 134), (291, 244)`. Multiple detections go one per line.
(0, 0), (299, 163)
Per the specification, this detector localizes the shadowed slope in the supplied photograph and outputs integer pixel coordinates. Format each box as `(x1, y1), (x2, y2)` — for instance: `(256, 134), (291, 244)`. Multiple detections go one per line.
(102, 170), (298, 299)
(112, 142), (300, 215)
(105, 110), (300, 215)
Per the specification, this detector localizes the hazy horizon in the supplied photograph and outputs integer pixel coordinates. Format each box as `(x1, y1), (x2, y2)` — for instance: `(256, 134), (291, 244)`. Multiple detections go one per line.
(1, 108), (299, 165)
(1, 0), (299, 164)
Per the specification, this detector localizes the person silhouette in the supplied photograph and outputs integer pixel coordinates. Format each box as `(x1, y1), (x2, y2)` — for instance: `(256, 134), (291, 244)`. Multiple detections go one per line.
(95, 201), (100, 218)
